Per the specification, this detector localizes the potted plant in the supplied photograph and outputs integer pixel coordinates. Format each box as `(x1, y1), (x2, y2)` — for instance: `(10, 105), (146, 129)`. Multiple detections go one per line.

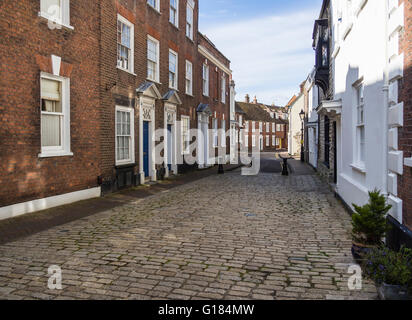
(364, 246), (412, 300)
(351, 189), (391, 262)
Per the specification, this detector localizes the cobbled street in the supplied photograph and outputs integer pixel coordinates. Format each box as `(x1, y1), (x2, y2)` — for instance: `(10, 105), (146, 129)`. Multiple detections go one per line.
(0, 156), (378, 300)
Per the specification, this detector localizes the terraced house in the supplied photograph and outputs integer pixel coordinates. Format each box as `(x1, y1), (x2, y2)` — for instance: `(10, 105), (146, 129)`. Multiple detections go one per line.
(0, 0), (234, 220)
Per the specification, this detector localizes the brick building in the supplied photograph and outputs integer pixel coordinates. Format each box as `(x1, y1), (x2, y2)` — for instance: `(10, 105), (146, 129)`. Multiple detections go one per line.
(196, 33), (232, 168)
(0, 0), (101, 220)
(396, 0), (412, 248)
(99, 0), (201, 192)
(236, 95), (288, 153)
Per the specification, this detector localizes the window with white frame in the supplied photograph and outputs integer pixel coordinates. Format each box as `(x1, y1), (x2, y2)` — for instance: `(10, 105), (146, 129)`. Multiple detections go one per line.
(252, 121), (255, 132)
(239, 115), (243, 127)
(259, 122), (262, 132)
(202, 64), (209, 96)
(272, 136), (276, 146)
(244, 134), (248, 147)
(186, 0), (194, 40)
(266, 122), (270, 132)
(147, 36), (159, 82)
(40, 0), (70, 27)
(221, 119), (226, 147)
(276, 137), (280, 146)
(181, 116), (190, 154)
(266, 136), (269, 147)
(213, 118), (218, 147)
(170, 0), (178, 27)
(276, 124), (281, 132)
(272, 123), (275, 132)
(221, 74), (226, 103)
(169, 50), (178, 89)
(245, 121), (249, 132)
(40, 74), (71, 157)
(117, 15), (134, 73)
(252, 135), (256, 147)
(356, 84), (365, 166)
(116, 106), (134, 165)
(185, 60), (192, 95)
(147, 0), (160, 12)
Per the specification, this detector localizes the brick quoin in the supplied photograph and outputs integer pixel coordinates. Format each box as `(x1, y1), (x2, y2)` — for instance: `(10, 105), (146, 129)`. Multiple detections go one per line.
(398, 0), (412, 231)
(0, 0), (101, 207)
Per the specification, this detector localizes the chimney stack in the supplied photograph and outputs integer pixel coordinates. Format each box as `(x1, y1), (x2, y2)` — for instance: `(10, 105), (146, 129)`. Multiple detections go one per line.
(245, 94), (250, 103)
(253, 96), (258, 104)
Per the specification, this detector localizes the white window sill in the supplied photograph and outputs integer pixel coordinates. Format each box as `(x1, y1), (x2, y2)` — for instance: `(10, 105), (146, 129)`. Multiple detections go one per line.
(147, 78), (161, 85)
(38, 13), (74, 31)
(116, 160), (135, 167)
(185, 92), (194, 97)
(39, 151), (74, 158)
(117, 66), (136, 76)
(404, 158), (412, 167)
(147, 5), (161, 15)
(350, 163), (366, 174)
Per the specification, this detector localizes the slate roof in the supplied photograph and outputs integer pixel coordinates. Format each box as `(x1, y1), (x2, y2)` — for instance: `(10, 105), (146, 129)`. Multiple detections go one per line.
(235, 102), (288, 124)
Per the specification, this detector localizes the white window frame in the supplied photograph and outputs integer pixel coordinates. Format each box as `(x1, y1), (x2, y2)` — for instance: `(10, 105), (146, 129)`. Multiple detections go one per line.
(147, 36), (160, 83)
(39, 0), (72, 29)
(239, 115), (243, 127)
(147, 0), (160, 12)
(181, 116), (190, 155)
(185, 60), (193, 95)
(355, 83), (366, 167)
(117, 14), (135, 74)
(169, 0), (179, 27)
(252, 121), (256, 133)
(202, 64), (209, 96)
(252, 134), (256, 147)
(39, 72), (72, 158)
(276, 124), (281, 132)
(266, 136), (269, 147)
(244, 133), (248, 147)
(272, 135), (276, 146)
(245, 121), (249, 132)
(221, 119), (226, 147)
(213, 118), (218, 148)
(186, 0), (194, 40)
(115, 106), (135, 166)
(169, 49), (178, 90)
(221, 74), (226, 103)
(259, 122), (263, 132)
(272, 123), (275, 132)
(266, 122), (270, 132)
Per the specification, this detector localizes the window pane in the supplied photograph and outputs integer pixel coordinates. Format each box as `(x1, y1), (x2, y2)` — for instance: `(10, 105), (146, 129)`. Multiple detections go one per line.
(41, 78), (61, 101)
(41, 114), (61, 147)
(41, 0), (61, 19)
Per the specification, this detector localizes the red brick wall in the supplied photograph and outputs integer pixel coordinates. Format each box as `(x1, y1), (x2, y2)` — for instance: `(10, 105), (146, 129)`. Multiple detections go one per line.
(398, 0), (412, 230)
(99, 0), (200, 186)
(0, 0), (100, 207)
(197, 33), (231, 155)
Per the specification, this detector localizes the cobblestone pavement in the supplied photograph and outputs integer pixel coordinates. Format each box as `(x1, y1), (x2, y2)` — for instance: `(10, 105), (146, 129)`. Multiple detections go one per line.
(0, 166), (378, 300)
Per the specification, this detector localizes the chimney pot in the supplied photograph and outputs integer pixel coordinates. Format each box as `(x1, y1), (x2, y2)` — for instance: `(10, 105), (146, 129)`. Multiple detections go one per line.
(253, 96), (257, 104)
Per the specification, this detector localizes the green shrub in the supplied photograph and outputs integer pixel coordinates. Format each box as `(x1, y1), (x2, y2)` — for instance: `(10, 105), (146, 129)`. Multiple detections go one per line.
(364, 246), (412, 289)
(352, 189), (391, 245)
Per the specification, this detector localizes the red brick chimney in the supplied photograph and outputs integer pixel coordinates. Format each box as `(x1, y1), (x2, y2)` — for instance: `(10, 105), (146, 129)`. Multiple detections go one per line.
(253, 96), (258, 104)
(245, 94), (250, 103)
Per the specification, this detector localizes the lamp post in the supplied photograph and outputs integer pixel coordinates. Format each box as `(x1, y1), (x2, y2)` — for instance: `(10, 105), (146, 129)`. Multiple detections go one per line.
(299, 110), (305, 162)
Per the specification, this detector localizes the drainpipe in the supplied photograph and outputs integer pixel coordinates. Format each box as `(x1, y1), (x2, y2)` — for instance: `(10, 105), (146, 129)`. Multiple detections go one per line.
(383, 0), (389, 197)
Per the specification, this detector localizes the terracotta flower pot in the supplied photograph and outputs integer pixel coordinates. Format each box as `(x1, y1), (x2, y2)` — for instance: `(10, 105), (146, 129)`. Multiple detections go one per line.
(378, 283), (410, 300)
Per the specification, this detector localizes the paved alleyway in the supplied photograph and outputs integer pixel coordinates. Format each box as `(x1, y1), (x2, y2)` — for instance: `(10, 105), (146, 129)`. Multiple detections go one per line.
(0, 158), (377, 300)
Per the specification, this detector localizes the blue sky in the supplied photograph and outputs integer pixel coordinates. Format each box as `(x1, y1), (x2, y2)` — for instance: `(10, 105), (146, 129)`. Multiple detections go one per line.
(199, 0), (323, 105)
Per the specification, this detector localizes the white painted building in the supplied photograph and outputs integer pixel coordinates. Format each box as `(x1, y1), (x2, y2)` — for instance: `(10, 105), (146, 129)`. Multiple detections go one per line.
(288, 93), (304, 157)
(316, 0), (404, 221)
(305, 69), (319, 169)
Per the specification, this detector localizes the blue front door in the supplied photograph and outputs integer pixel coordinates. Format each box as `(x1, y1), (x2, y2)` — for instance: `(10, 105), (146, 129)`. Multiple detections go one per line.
(167, 124), (172, 172)
(143, 121), (149, 177)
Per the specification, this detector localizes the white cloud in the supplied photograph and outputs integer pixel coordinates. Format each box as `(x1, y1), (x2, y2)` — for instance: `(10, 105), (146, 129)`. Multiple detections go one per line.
(202, 9), (318, 105)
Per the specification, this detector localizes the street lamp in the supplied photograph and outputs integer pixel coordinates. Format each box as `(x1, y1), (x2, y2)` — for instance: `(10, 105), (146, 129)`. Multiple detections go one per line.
(299, 110), (305, 162)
